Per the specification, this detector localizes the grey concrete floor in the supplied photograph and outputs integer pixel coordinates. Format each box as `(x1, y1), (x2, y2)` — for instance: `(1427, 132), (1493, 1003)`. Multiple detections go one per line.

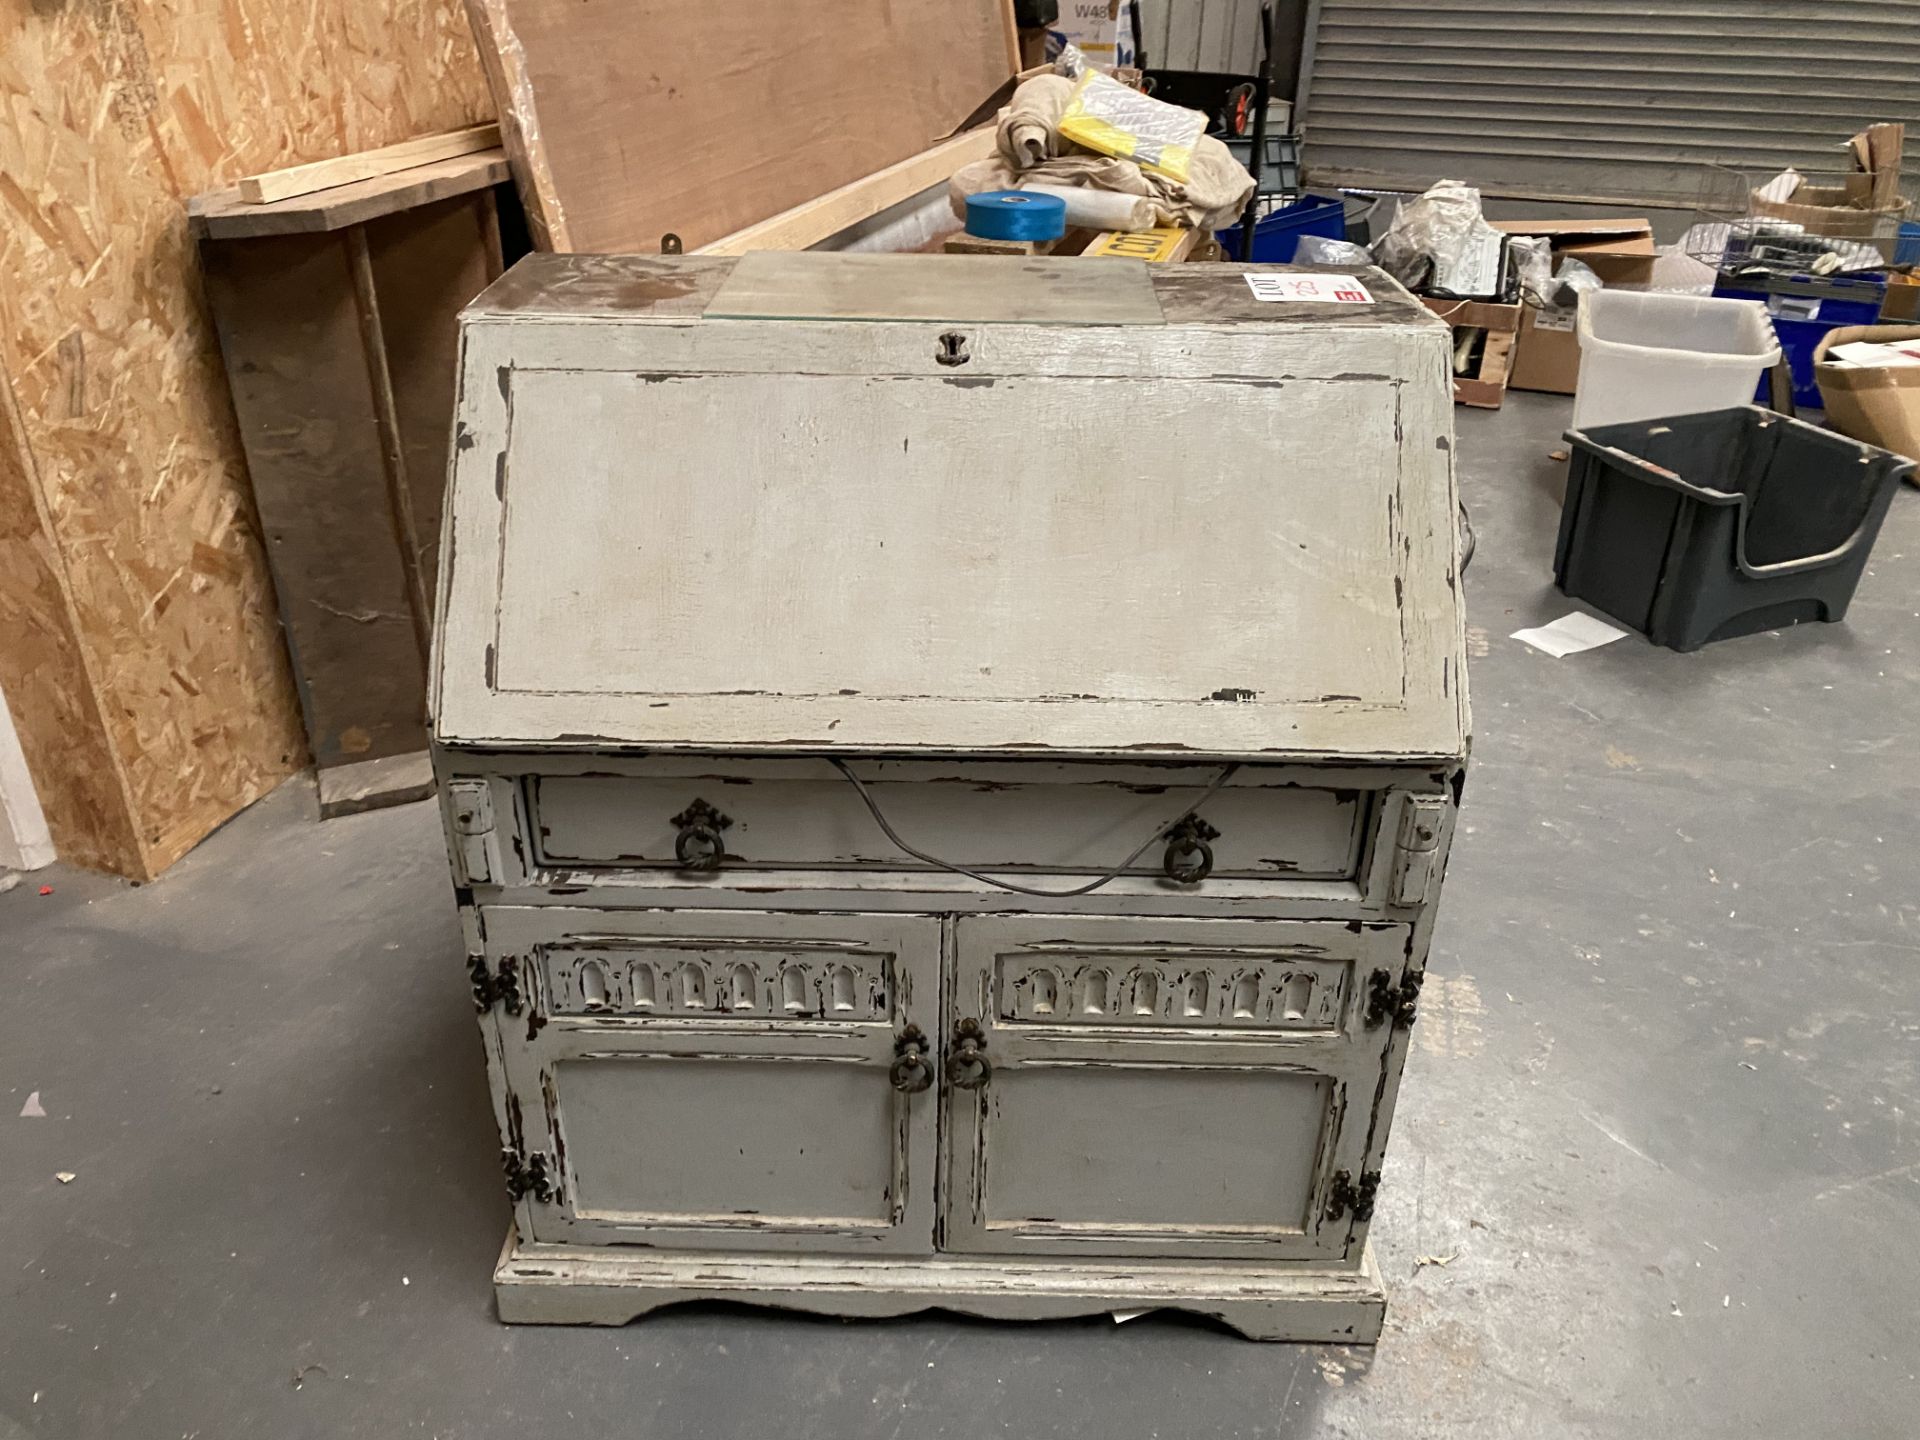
(4, 391), (1919, 1439)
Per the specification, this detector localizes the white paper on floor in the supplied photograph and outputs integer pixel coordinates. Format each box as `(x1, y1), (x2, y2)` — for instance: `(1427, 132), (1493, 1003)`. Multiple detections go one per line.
(1511, 612), (1631, 657)
(20, 1091), (45, 1118)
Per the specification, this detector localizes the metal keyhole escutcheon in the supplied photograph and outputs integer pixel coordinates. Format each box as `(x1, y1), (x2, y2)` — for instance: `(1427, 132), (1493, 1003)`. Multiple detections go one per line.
(670, 797), (733, 870)
(946, 1018), (993, 1089)
(935, 331), (971, 367)
(1162, 813), (1220, 884)
(890, 1025), (934, 1093)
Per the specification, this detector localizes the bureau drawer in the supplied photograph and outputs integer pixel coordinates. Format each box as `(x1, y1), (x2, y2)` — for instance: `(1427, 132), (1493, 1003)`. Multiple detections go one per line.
(526, 759), (1370, 881)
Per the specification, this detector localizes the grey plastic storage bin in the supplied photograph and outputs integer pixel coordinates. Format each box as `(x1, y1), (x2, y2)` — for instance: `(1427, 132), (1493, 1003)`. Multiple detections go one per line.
(1557, 406), (1912, 651)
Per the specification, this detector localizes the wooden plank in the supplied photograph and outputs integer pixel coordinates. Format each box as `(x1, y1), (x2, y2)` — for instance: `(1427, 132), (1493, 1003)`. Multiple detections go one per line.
(199, 230), (433, 775)
(700, 131), (996, 257)
(943, 234), (1056, 256)
(345, 228), (433, 663)
(464, 0), (1015, 253)
(238, 124), (501, 205)
(190, 152), (511, 240)
(364, 195), (505, 601)
(317, 750), (436, 819)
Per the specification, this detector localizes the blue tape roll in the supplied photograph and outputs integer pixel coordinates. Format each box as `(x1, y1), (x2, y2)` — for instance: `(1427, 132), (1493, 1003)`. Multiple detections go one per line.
(964, 190), (1068, 243)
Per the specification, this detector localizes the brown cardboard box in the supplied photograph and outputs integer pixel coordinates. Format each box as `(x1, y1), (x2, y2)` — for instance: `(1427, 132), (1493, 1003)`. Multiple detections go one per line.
(1814, 324), (1920, 465)
(1492, 219), (1658, 394)
(1882, 272), (1920, 323)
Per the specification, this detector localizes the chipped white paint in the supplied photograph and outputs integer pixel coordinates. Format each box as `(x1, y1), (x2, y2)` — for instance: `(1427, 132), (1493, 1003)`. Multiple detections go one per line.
(433, 255), (1470, 1339)
(494, 1231), (1392, 1342)
(1415, 972), (1487, 1060)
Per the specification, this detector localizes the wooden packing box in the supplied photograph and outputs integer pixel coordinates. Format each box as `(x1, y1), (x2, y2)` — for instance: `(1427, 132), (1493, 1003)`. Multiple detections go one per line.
(1422, 296), (1523, 409)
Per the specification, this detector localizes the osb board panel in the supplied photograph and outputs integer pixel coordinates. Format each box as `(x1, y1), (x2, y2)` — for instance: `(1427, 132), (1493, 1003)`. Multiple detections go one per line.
(0, 361), (140, 874)
(466, 0), (1015, 252)
(0, 0), (491, 877)
(199, 230), (431, 772)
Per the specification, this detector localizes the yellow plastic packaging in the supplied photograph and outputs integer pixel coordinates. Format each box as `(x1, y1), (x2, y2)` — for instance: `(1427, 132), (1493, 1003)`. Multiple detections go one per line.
(1056, 71), (1206, 184)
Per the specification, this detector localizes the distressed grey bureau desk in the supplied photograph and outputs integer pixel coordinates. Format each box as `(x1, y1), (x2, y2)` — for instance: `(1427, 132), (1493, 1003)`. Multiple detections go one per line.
(430, 251), (1469, 1341)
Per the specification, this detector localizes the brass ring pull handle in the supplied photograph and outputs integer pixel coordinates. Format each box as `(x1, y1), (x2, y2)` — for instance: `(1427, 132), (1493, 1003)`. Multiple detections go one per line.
(669, 798), (733, 871)
(1162, 813), (1220, 885)
(890, 1025), (934, 1094)
(946, 1018), (993, 1090)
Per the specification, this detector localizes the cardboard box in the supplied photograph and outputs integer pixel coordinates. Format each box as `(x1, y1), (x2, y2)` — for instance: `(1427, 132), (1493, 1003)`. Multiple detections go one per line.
(1047, 0), (1137, 68)
(1491, 218), (1658, 394)
(1882, 272), (1920, 324)
(1815, 323), (1920, 463)
(1422, 296), (1523, 409)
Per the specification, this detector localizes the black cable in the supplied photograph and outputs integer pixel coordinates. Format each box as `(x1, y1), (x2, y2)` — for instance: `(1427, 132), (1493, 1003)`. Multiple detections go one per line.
(827, 758), (1242, 899)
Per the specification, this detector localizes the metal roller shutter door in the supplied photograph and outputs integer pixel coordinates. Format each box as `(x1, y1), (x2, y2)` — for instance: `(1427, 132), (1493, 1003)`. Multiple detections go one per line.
(1301, 0), (1920, 204)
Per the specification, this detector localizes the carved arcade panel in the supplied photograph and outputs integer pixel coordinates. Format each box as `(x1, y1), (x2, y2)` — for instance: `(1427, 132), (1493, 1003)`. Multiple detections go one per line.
(537, 943), (891, 1021)
(995, 951), (1349, 1032)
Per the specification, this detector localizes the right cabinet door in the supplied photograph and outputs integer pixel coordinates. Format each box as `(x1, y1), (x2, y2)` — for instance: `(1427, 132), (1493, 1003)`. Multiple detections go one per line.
(942, 915), (1411, 1262)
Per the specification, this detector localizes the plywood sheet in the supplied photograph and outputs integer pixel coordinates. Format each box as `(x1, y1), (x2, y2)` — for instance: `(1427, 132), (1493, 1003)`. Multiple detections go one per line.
(0, 362), (139, 874)
(0, 0), (491, 877)
(466, 0), (1015, 252)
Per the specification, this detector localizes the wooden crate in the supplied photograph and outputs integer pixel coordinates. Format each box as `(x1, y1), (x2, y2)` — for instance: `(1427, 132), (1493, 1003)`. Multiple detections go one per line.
(1421, 297), (1523, 409)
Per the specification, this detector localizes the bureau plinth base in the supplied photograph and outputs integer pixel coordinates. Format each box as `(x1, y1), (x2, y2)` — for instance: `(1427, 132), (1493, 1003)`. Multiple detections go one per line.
(493, 1229), (1387, 1343)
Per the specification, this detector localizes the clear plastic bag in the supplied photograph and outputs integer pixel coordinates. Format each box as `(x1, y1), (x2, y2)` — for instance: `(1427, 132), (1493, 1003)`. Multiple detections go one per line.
(1547, 256), (1604, 309)
(1370, 180), (1503, 296)
(1294, 235), (1373, 266)
(1511, 235), (1553, 306)
(1056, 70), (1206, 184)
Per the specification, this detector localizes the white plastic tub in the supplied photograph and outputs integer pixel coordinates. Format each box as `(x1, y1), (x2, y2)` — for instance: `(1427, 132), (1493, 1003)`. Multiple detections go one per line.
(1573, 290), (1781, 430)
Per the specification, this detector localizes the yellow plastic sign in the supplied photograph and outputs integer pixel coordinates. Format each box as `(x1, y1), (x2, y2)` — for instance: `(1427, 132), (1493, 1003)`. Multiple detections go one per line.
(1083, 228), (1191, 262)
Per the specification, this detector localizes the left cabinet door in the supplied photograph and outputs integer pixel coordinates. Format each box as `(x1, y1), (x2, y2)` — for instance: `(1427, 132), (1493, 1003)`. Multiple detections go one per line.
(475, 906), (942, 1254)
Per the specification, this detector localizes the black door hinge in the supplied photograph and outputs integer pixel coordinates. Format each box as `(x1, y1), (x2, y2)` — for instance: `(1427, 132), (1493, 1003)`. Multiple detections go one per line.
(1325, 1169), (1381, 1224)
(468, 955), (524, 1016)
(502, 1146), (555, 1204)
(1365, 968), (1421, 1030)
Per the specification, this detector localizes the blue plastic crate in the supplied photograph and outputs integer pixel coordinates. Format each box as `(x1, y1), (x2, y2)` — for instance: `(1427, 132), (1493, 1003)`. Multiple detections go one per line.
(1216, 195), (1347, 263)
(1714, 273), (1887, 410)
(1896, 222), (1920, 267)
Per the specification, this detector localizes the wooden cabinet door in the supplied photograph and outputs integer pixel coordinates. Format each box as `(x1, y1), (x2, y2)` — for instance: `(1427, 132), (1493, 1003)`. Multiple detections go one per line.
(941, 915), (1410, 1262)
(480, 906), (941, 1254)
